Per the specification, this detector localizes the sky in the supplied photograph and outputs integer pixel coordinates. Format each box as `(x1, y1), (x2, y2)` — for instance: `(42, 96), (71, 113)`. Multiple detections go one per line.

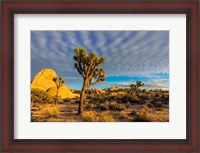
(31, 31), (169, 90)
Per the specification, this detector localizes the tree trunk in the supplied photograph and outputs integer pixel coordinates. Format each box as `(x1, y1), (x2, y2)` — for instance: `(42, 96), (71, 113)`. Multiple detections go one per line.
(78, 80), (87, 115)
(55, 86), (59, 105)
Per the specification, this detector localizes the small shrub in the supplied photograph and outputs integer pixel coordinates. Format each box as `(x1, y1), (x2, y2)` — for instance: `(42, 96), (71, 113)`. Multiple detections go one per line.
(101, 112), (116, 122)
(58, 98), (63, 103)
(98, 103), (109, 110)
(153, 101), (163, 108)
(156, 108), (163, 111)
(31, 89), (54, 103)
(81, 111), (99, 122)
(109, 103), (126, 111)
(31, 95), (43, 103)
(125, 102), (132, 109)
(85, 103), (96, 109)
(139, 94), (149, 100)
(164, 101), (169, 105)
(81, 111), (116, 122)
(42, 106), (59, 118)
(84, 101), (89, 105)
(59, 107), (68, 112)
(161, 94), (169, 100)
(133, 105), (153, 122)
(130, 109), (137, 115)
(98, 102), (126, 111)
(89, 94), (105, 103)
(147, 103), (153, 108)
(121, 94), (140, 103)
(119, 112), (129, 119)
(154, 93), (160, 97)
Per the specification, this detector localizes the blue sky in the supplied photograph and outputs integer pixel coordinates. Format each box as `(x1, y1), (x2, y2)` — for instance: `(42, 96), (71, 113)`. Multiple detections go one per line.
(31, 31), (169, 90)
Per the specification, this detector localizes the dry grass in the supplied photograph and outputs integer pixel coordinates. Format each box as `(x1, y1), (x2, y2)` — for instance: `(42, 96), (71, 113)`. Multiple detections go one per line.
(31, 88), (169, 122)
(133, 105), (154, 122)
(81, 111), (116, 122)
(41, 106), (59, 118)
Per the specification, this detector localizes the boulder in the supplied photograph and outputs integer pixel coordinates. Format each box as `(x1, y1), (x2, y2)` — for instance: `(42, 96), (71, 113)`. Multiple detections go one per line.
(109, 86), (121, 92)
(31, 69), (57, 91)
(94, 88), (106, 94)
(31, 68), (77, 99)
(47, 85), (78, 99)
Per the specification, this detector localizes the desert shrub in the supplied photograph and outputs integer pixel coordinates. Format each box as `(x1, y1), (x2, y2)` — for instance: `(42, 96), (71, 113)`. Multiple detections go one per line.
(84, 101), (89, 106)
(139, 94), (149, 100)
(98, 103), (109, 110)
(133, 105), (153, 122)
(101, 112), (116, 122)
(154, 93), (160, 97)
(163, 101), (169, 105)
(121, 94), (140, 103)
(59, 107), (67, 112)
(98, 102), (126, 111)
(31, 95), (43, 103)
(109, 103), (126, 111)
(85, 104), (91, 109)
(88, 94), (105, 103)
(42, 106), (59, 118)
(81, 111), (116, 122)
(119, 112), (129, 119)
(125, 102), (132, 109)
(152, 101), (163, 108)
(85, 103), (96, 109)
(147, 103), (154, 108)
(31, 89), (54, 103)
(161, 94), (169, 101)
(53, 97), (63, 104)
(156, 108), (163, 111)
(81, 111), (99, 122)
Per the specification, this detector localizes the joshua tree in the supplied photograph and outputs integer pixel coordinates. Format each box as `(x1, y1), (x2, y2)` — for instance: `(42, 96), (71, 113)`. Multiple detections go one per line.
(73, 48), (106, 114)
(52, 76), (65, 105)
(136, 81), (144, 89)
(128, 81), (144, 95)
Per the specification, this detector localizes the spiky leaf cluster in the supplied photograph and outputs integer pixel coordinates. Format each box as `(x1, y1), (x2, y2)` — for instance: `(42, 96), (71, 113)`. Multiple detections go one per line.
(52, 76), (65, 88)
(73, 48), (106, 88)
(136, 81), (144, 87)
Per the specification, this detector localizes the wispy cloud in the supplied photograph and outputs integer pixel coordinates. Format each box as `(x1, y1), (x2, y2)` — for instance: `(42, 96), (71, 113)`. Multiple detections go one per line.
(31, 31), (169, 89)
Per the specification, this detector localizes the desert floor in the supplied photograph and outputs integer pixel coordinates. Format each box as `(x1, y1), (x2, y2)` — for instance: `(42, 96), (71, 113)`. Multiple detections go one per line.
(31, 92), (169, 122)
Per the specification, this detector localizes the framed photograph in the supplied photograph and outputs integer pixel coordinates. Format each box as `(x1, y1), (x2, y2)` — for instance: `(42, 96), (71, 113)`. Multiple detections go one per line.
(1, 0), (199, 152)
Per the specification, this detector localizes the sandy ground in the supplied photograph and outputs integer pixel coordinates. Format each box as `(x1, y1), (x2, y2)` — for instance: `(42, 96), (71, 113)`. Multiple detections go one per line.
(31, 100), (169, 122)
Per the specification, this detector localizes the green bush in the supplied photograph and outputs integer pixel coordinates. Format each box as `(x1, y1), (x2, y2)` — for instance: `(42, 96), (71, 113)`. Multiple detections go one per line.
(121, 94), (140, 103)
(89, 94), (105, 103)
(98, 103), (109, 110)
(98, 102), (126, 111)
(31, 89), (54, 103)
(109, 103), (126, 111)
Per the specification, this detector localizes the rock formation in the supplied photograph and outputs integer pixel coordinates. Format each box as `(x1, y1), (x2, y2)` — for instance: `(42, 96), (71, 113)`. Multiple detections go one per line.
(31, 69), (57, 91)
(86, 88), (106, 95)
(109, 86), (122, 92)
(31, 68), (77, 99)
(47, 85), (76, 99)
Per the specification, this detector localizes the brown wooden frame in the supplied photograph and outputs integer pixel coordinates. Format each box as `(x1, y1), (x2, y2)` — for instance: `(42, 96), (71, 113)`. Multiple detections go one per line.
(0, 0), (199, 152)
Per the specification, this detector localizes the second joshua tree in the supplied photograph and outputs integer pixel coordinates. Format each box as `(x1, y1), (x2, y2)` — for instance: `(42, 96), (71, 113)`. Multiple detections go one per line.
(73, 48), (106, 115)
(52, 76), (65, 105)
